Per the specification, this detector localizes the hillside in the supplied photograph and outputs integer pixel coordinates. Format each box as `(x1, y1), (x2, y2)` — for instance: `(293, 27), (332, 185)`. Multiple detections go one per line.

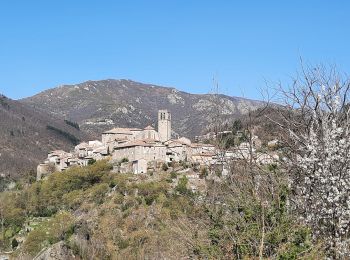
(0, 95), (90, 180)
(21, 79), (264, 139)
(0, 160), (320, 259)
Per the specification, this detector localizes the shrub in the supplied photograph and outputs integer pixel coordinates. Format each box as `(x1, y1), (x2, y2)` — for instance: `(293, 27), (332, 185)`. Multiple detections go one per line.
(162, 163), (168, 171)
(121, 158), (129, 163)
(64, 119), (80, 130)
(170, 172), (177, 179)
(175, 176), (190, 195)
(20, 211), (74, 256)
(135, 181), (168, 206)
(87, 183), (109, 204)
(46, 125), (80, 145)
(199, 168), (208, 179)
(11, 238), (18, 249)
(26, 160), (112, 215)
(88, 158), (96, 165)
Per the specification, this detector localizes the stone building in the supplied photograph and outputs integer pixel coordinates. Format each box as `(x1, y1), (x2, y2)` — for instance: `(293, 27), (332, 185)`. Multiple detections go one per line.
(36, 109), (219, 179)
(158, 110), (171, 142)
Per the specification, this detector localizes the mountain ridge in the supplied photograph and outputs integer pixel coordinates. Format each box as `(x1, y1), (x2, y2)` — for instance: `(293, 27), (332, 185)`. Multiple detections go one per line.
(0, 94), (91, 179)
(21, 79), (265, 139)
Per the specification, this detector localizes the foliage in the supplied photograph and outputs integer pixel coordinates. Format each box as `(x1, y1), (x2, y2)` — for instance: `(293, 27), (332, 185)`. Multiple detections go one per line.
(46, 125), (80, 145)
(162, 163), (168, 171)
(88, 158), (96, 165)
(19, 211), (74, 256)
(120, 157), (129, 163)
(0, 158), (322, 259)
(175, 176), (190, 195)
(64, 119), (80, 130)
(199, 167), (208, 179)
(231, 119), (243, 134)
(170, 171), (177, 179)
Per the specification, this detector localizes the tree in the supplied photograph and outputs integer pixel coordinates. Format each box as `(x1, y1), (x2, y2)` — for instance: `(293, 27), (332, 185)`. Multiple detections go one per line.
(267, 64), (350, 258)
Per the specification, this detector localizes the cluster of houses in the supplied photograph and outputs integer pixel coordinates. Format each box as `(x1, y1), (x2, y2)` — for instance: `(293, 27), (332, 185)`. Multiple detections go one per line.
(37, 110), (216, 179)
(37, 109), (280, 180)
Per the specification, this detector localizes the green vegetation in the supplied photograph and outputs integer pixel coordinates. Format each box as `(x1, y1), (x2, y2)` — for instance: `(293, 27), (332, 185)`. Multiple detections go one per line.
(64, 119), (80, 130)
(19, 211), (74, 256)
(0, 97), (10, 110)
(120, 157), (129, 163)
(162, 162), (169, 171)
(88, 158), (96, 165)
(0, 160), (322, 259)
(199, 167), (208, 179)
(46, 125), (80, 145)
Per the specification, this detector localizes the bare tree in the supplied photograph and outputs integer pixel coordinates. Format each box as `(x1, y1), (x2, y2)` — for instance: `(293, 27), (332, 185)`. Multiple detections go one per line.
(267, 64), (350, 258)
(204, 79), (290, 259)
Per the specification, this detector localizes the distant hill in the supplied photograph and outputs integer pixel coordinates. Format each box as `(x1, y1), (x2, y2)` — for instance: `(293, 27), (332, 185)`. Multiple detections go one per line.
(21, 79), (264, 139)
(0, 95), (90, 179)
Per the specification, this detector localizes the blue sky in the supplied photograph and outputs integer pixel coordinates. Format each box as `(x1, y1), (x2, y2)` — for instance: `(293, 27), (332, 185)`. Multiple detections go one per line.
(0, 1), (349, 100)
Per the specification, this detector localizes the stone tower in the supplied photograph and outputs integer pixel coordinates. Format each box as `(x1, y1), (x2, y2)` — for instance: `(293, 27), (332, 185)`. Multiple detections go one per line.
(158, 109), (171, 142)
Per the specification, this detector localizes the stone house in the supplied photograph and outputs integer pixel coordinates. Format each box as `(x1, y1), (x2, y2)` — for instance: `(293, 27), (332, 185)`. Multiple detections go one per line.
(132, 159), (148, 174)
(37, 109), (222, 178)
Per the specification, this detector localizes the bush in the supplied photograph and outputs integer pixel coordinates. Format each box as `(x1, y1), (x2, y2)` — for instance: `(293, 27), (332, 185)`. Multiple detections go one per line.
(120, 158), (129, 163)
(162, 163), (168, 171)
(26, 160), (112, 216)
(170, 172), (177, 179)
(175, 176), (190, 195)
(135, 181), (169, 206)
(46, 125), (80, 145)
(199, 168), (208, 179)
(11, 238), (18, 249)
(88, 158), (96, 165)
(64, 119), (80, 130)
(20, 211), (74, 256)
(87, 183), (109, 204)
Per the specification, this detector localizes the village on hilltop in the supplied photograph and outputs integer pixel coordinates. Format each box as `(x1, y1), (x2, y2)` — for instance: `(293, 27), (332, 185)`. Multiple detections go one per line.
(37, 109), (280, 180)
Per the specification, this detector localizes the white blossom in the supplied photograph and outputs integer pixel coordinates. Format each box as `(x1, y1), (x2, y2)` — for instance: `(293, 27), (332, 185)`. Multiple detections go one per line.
(288, 85), (350, 258)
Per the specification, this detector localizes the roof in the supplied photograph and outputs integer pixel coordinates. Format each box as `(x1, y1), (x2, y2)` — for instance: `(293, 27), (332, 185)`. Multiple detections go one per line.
(106, 137), (128, 142)
(172, 138), (192, 146)
(48, 150), (67, 156)
(190, 143), (215, 148)
(115, 139), (164, 148)
(102, 127), (141, 135)
(192, 152), (216, 157)
(129, 128), (143, 131)
(167, 140), (186, 147)
(88, 140), (103, 145)
(75, 142), (89, 149)
(93, 147), (108, 154)
(144, 125), (155, 130)
(140, 138), (159, 143)
(115, 140), (153, 148)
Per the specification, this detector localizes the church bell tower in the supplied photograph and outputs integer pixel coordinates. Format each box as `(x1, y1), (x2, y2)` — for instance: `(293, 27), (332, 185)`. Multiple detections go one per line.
(158, 110), (171, 142)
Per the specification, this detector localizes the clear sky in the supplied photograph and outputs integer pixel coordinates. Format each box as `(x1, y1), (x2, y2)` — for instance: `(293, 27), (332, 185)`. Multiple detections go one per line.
(0, 1), (349, 100)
